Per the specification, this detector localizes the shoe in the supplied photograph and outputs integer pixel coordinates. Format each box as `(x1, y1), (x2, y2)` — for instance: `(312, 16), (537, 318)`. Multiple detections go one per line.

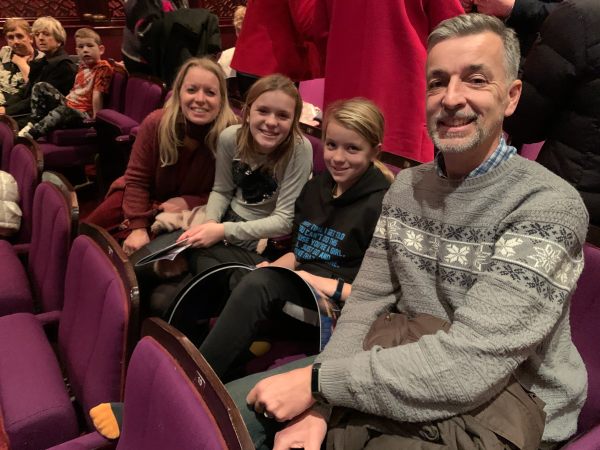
(18, 122), (34, 139)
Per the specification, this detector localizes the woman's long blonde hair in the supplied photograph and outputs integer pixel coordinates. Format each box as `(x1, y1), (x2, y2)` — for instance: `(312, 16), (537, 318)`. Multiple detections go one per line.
(158, 57), (237, 167)
(323, 98), (395, 183)
(236, 74), (303, 176)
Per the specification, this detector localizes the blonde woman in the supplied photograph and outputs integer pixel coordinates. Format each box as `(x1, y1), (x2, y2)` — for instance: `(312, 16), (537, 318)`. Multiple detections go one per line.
(85, 57), (238, 254)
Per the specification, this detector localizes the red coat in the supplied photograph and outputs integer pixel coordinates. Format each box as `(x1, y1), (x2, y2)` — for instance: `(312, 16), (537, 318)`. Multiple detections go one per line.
(231, 0), (320, 81)
(316, 0), (464, 162)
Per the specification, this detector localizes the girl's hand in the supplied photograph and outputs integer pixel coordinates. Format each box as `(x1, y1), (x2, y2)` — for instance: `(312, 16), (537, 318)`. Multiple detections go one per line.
(256, 261), (271, 268)
(123, 228), (150, 255)
(180, 222), (225, 248)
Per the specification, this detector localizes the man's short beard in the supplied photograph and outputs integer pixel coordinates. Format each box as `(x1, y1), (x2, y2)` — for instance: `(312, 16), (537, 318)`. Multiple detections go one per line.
(427, 114), (502, 154)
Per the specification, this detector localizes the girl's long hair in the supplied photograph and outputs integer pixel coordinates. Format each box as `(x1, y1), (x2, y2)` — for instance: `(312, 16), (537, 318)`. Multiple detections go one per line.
(158, 57), (238, 167)
(323, 98), (395, 183)
(236, 74), (303, 176)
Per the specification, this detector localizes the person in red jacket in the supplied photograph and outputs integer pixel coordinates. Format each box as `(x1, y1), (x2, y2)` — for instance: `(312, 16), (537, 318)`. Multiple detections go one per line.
(314, 0), (464, 163)
(231, 0), (321, 98)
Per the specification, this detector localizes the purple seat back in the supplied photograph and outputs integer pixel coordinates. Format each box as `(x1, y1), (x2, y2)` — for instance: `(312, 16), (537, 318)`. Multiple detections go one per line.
(117, 336), (228, 450)
(571, 243), (600, 434)
(28, 181), (73, 313)
(123, 75), (165, 124)
(520, 141), (544, 161)
(304, 132), (325, 174)
(105, 67), (128, 112)
(9, 143), (41, 243)
(299, 78), (324, 110)
(0, 118), (16, 171)
(119, 318), (254, 450)
(57, 230), (135, 427)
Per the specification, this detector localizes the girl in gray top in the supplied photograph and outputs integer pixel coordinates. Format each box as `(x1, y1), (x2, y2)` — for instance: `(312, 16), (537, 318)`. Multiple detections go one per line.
(178, 74), (313, 273)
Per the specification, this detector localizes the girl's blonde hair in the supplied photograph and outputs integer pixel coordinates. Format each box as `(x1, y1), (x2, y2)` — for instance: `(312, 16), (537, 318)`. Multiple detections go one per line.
(323, 98), (395, 183)
(158, 57), (237, 167)
(32, 16), (66, 45)
(237, 74), (303, 176)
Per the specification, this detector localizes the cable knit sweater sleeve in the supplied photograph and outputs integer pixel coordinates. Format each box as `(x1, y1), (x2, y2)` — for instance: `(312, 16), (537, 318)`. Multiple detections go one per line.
(315, 160), (588, 433)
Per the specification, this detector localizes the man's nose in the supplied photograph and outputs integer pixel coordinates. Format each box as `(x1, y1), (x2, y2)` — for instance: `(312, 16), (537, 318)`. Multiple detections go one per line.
(441, 78), (467, 110)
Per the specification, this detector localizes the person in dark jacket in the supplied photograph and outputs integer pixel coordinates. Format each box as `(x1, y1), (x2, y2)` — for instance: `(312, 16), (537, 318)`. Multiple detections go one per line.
(0, 16), (76, 126)
(504, 0), (600, 224)
(461, 0), (562, 68)
(196, 98), (394, 379)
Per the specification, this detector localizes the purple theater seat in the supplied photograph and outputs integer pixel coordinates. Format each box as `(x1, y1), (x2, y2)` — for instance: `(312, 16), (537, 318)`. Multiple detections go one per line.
(96, 74), (165, 136)
(304, 131), (325, 174)
(8, 141), (42, 244)
(40, 66), (128, 172)
(49, 318), (253, 450)
(565, 242), (600, 449)
(0, 240), (33, 315)
(0, 180), (73, 317)
(0, 225), (138, 449)
(520, 141), (544, 161)
(0, 115), (17, 171)
(299, 78), (324, 110)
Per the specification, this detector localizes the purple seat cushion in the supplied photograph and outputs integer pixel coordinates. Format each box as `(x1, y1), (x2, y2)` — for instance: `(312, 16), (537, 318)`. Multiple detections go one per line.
(118, 337), (227, 450)
(129, 125), (140, 138)
(46, 127), (97, 146)
(41, 141), (98, 169)
(0, 240), (33, 316)
(95, 109), (140, 135)
(0, 313), (79, 449)
(571, 243), (600, 433)
(58, 235), (130, 425)
(28, 182), (71, 313)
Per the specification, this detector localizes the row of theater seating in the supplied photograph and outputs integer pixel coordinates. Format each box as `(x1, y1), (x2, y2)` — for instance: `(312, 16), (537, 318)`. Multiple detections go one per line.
(0, 144), (598, 449)
(0, 170), (253, 449)
(0, 76), (597, 448)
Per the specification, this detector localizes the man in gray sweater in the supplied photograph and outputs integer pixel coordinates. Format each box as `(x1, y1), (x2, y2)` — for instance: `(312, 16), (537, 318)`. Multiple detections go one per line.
(239, 13), (588, 449)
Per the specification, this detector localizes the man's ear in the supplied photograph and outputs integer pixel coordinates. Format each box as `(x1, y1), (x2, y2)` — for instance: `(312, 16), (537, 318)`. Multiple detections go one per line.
(504, 79), (522, 117)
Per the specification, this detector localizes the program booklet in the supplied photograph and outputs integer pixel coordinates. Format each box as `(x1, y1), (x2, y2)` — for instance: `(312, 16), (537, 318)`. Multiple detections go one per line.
(134, 238), (191, 267)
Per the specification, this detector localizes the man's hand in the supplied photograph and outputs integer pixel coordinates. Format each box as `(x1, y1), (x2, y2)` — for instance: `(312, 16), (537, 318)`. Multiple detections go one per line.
(246, 365), (314, 422)
(474, 0), (515, 19)
(158, 196), (188, 213)
(122, 228), (150, 255)
(273, 410), (327, 450)
(179, 221), (225, 248)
